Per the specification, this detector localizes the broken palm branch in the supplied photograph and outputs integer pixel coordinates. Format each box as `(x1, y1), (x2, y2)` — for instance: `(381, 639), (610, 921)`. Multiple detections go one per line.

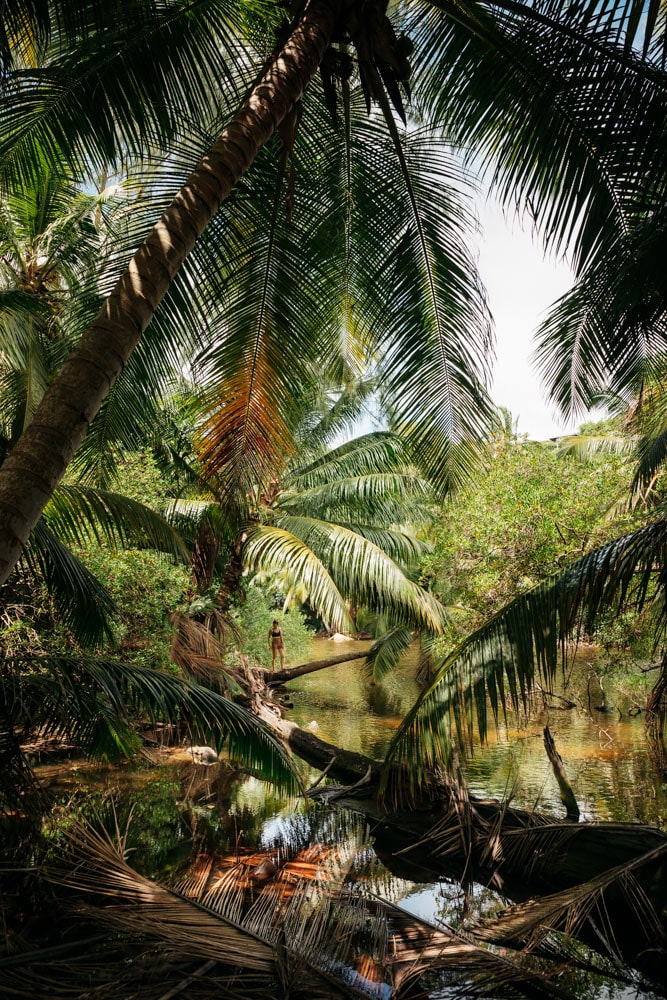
(474, 840), (667, 982)
(542, 727), (580, 822)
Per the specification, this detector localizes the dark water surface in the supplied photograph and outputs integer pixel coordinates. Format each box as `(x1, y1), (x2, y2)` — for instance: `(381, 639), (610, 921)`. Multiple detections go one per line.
(289, 638), (667, 827)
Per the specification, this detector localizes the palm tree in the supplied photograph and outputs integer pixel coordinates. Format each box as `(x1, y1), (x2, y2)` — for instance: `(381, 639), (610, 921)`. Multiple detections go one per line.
(0, 0), (664, 587)
(158, 374), (450, 687)
(172, 424), (447, 637)
(0, 162), (120, 452)
(381, 383), (667, 794)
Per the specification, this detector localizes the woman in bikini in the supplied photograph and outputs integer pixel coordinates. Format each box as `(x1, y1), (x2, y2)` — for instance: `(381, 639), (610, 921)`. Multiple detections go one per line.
(267, 619), (285, 670)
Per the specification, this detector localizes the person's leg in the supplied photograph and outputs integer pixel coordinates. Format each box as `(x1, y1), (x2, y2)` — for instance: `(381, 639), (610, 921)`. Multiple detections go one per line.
(271, 641), (276, 670)
(279, 644), (285, 669)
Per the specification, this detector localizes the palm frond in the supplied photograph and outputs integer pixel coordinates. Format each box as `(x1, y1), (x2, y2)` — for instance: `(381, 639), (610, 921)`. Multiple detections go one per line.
(414, 1), (667, 274)
(382, 515), (667, 792)
(366, 626), (416, 682)
(49, 819), (278, 973)
(294, 377), (380, 454)
(43, 484), (190, 562)
(169, 611), (244, 695)
(242, 523), (354, 633)
(476, 839), (667, 971)
(44, 812), (580, 1000)
(2, 653), (300, 788)
(191, 144), (342, 497)
(556, 433), (638, 459)
(338, 525), (430, 566)
(285, 432), (418, 490)
(364, 108), (495, 493)
(250, 518), (448, 634)
(297, 82), (494, 495)
(278, 474), (432, 528)
(20, 519), (117, 646)
(534, 211), (667, 417)
(0, 0), (259, 187)
(631, 381), (667, 494)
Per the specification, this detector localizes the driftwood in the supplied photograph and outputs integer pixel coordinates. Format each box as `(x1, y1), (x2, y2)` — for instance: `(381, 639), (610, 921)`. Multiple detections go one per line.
(238, 658), (667, 984)
(543, 725), (580, 821)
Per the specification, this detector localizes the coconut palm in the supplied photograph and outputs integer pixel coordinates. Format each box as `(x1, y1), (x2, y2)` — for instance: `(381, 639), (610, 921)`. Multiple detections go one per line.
(0, 0), (664, 588)
(166, 374), (449, 659)
(0, 162), (120, 451)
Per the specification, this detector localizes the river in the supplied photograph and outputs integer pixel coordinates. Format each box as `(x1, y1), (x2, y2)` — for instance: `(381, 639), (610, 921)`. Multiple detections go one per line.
(36, 637), (667, 998)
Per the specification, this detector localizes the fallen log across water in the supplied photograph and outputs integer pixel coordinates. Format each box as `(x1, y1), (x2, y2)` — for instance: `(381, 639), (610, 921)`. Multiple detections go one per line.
(238, 659), (667, 987)
(261, 647), (370, 686)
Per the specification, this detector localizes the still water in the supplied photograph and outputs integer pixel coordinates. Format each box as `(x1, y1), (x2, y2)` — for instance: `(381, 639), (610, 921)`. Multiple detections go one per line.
(40, 638), (667, 998)
(289, 638), (667, 827)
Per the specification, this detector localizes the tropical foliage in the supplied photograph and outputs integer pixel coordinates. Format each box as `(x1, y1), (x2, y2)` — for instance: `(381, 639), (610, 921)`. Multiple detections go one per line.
(2, 3), (667, 994)
(423, 431), (643, 642)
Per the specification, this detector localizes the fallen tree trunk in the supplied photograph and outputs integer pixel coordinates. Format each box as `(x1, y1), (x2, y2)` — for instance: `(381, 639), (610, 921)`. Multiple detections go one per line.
(261, 648), (369, 686)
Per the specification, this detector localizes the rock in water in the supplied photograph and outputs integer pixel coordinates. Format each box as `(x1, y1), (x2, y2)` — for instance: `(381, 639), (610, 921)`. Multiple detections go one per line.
(186, 745), (219, 765)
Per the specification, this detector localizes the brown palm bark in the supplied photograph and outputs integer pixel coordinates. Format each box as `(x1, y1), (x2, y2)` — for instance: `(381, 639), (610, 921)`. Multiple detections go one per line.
(0, 0), (341, 586)
(264, 648), (369, 685)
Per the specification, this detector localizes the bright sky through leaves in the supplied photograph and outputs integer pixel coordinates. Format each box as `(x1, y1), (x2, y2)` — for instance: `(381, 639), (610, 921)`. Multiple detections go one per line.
(477, 198), (576, 441)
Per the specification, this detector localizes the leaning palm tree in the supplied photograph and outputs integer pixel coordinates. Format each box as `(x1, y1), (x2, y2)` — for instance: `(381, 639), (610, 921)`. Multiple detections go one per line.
(0, 0), (664, 587)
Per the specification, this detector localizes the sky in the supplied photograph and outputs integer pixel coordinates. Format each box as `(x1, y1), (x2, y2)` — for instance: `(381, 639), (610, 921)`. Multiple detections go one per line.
(475, 198), (578, 441)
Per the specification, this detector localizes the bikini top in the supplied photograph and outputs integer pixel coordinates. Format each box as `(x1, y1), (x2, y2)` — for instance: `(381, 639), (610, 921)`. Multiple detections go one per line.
(271, 628), (282, 637)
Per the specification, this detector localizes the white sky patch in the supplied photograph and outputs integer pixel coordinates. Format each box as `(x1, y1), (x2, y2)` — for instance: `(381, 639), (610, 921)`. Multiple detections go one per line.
(476, 197), (578, 441)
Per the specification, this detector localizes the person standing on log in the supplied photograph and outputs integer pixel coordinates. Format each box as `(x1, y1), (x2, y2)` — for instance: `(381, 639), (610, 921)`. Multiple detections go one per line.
(268, 619), (286, 671)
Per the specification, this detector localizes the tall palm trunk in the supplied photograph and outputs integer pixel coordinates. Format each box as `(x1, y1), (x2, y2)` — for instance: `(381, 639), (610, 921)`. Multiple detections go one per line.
(0, 0), (340, 586)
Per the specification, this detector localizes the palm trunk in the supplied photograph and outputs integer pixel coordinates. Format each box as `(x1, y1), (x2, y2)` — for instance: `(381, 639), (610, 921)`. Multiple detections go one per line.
(264, 649), (369, 685)
(0, 0), (340, 586)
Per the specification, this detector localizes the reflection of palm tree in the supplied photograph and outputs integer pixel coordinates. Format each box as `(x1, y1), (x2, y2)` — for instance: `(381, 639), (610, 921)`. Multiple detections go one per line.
(1, 0), (665, 586)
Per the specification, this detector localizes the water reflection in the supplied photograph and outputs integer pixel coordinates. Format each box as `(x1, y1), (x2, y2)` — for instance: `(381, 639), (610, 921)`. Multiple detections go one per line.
(288, 638), (667, 828)
(34, 638), (667, 998)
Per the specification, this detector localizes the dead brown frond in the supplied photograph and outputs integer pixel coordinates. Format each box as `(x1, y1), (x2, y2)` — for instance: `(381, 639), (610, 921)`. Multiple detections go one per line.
(51, 820), (276, 971)
(169, 611), (242, 691)
(475, 840), (667, 971)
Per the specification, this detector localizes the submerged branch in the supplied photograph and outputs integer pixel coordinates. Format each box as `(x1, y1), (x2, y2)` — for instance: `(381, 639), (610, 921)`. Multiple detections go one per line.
(543, 726), (580, 822)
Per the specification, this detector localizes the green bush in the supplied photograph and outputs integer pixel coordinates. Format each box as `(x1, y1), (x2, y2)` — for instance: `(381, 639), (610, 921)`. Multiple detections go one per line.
(78, 546), (190, 669)
(425, 439), (643, 649)
(229, 585), (316, 669)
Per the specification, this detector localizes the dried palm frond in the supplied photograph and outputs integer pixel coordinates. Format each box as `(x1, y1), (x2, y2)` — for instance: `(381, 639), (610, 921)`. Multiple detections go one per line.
(41, 818), (385, 998)
(169, 610), (243, 692)
(475, 840), (667, 965)
(47, 819), (276, 974)
(21, 802), (640, 1000)
(174, 825), (591, 1000)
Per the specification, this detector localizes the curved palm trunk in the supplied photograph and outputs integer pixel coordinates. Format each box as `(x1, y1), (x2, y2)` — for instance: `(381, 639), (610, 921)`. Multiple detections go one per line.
(0, 0), (340, 586)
